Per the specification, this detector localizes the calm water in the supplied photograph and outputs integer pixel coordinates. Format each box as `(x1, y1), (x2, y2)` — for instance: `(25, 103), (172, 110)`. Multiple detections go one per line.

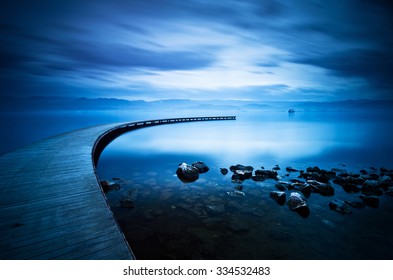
(97, 111), (393, 260)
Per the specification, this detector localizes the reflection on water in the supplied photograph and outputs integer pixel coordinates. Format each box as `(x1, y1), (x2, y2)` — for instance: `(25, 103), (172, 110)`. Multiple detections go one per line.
(97, 111), (393, 259)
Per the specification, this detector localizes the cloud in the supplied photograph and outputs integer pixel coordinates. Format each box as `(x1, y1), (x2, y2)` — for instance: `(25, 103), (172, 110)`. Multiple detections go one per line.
(60, 42), (215, 71)
(1, 0), (392, 101)
(292, 49), (393, 89)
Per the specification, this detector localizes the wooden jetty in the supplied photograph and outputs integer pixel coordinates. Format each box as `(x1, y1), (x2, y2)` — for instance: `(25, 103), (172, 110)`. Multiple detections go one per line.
(0, 116), (236, 259)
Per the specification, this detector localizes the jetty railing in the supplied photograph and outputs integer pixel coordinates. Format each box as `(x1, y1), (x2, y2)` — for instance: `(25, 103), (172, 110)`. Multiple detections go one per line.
(92, 116), (236, 166)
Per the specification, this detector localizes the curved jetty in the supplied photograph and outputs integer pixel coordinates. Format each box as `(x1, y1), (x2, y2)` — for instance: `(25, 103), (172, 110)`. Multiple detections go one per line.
(0, 116), (235, 259)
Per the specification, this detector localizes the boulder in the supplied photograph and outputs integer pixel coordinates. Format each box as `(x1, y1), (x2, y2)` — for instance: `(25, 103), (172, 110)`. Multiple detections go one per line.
(361, 180), (383, 195)
(287, 192), (310, 218)
(360, 195), (379, 208)
(192, 161), (209, 173)
(270, 191), (286, 205)
(287, 192), (307, 209)
(176, 163), (199, 183)
(329, 199), (352, 215)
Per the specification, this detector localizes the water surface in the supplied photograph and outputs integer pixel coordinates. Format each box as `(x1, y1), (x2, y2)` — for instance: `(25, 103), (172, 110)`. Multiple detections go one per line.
(99, 111), (393, 259)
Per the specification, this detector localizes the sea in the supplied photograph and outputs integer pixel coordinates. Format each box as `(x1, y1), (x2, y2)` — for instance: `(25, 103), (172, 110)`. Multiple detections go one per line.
(1, 109), (393, 259)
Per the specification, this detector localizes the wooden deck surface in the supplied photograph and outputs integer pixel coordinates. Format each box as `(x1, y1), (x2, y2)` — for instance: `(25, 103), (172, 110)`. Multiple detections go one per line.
(0, 122), (134, 259)
(0, 116), (235, 259)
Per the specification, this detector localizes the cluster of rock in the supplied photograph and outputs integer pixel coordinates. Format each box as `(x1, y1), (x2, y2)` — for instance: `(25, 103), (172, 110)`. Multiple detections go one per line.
(176, 161), (210, 183)
(221, 163), (393, 217)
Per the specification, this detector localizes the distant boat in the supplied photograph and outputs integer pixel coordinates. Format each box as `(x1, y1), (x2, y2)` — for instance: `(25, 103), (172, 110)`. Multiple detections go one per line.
(288, 108), (295, 113)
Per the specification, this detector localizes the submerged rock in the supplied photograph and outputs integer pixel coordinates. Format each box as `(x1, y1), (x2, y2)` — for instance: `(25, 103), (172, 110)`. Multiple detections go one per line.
(220, 168), (229, 175)
(329, 199), (352, 215)
(360, 195), (379, 208)
(192, 161), (210, 173)
(270, 191), (286, 205)
(228, 218), (249, 233)
(100, 180), (120, 193)
(345, 200), (366, 209)
(286, 167), (298, 172)
(120, 189), (138, 209)
(176, 163), (199, 183)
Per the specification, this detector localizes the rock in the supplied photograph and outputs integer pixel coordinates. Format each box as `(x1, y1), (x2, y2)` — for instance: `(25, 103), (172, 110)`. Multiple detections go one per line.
(270, 191), (286, 205)
(272, 165), (281, 171)
(120, 189), (138, 209)
(232, 169), (253, 181)
(379, 175), (393, 188)
(230, 164), (254, 173)
(253, 169), (278, 180)
(276, 181), (293, 190)
(100, 180), (120, 193)
(287, 192), (310, 218)
(192, 161), (209, 173)
(361, 180), (383, 195)
(386, 187), (393, 196)
(274, 182), (287, 191)
(299, 171), (330, 183)
(287, 192), (307, 210)
(307, 180), (335, 196)
(228, 218), (249, 232)
(176, 163), (199, 183)
(234, 185), (243, 190)
(329, 199), (352, 215)
(360, 195), (379, 208)
(345, 200), (365, 209)
(307, 166), (321, 173)
(286, 167), (298, 172)
(291, 182), (311, 198)
(360, 169), (368, 175)
(361, 174), (380, 182)
(220, 168), (229, 175)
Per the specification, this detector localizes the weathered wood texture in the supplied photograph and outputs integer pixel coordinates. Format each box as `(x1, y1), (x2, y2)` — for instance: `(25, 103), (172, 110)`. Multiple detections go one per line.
(0, 116), (235, 259)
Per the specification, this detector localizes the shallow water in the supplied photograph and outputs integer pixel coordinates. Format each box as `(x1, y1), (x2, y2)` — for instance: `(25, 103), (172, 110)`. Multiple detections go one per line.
(97, 111), (393, 259)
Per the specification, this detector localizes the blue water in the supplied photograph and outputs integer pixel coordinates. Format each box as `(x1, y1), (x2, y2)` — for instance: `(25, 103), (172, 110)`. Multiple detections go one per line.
(97, 110), (393, 259)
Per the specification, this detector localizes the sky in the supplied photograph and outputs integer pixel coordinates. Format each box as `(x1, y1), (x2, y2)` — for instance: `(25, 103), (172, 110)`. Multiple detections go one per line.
(1, 0), (393, 101)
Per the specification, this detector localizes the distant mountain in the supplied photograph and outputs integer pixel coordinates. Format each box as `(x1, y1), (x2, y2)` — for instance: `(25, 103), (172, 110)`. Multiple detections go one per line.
(1, 96), (392, 112)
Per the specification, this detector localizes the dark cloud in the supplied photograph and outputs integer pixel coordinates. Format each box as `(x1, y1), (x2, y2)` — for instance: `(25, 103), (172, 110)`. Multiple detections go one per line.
(293, 48), (393, 89)
(60, 43), (214, 71)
